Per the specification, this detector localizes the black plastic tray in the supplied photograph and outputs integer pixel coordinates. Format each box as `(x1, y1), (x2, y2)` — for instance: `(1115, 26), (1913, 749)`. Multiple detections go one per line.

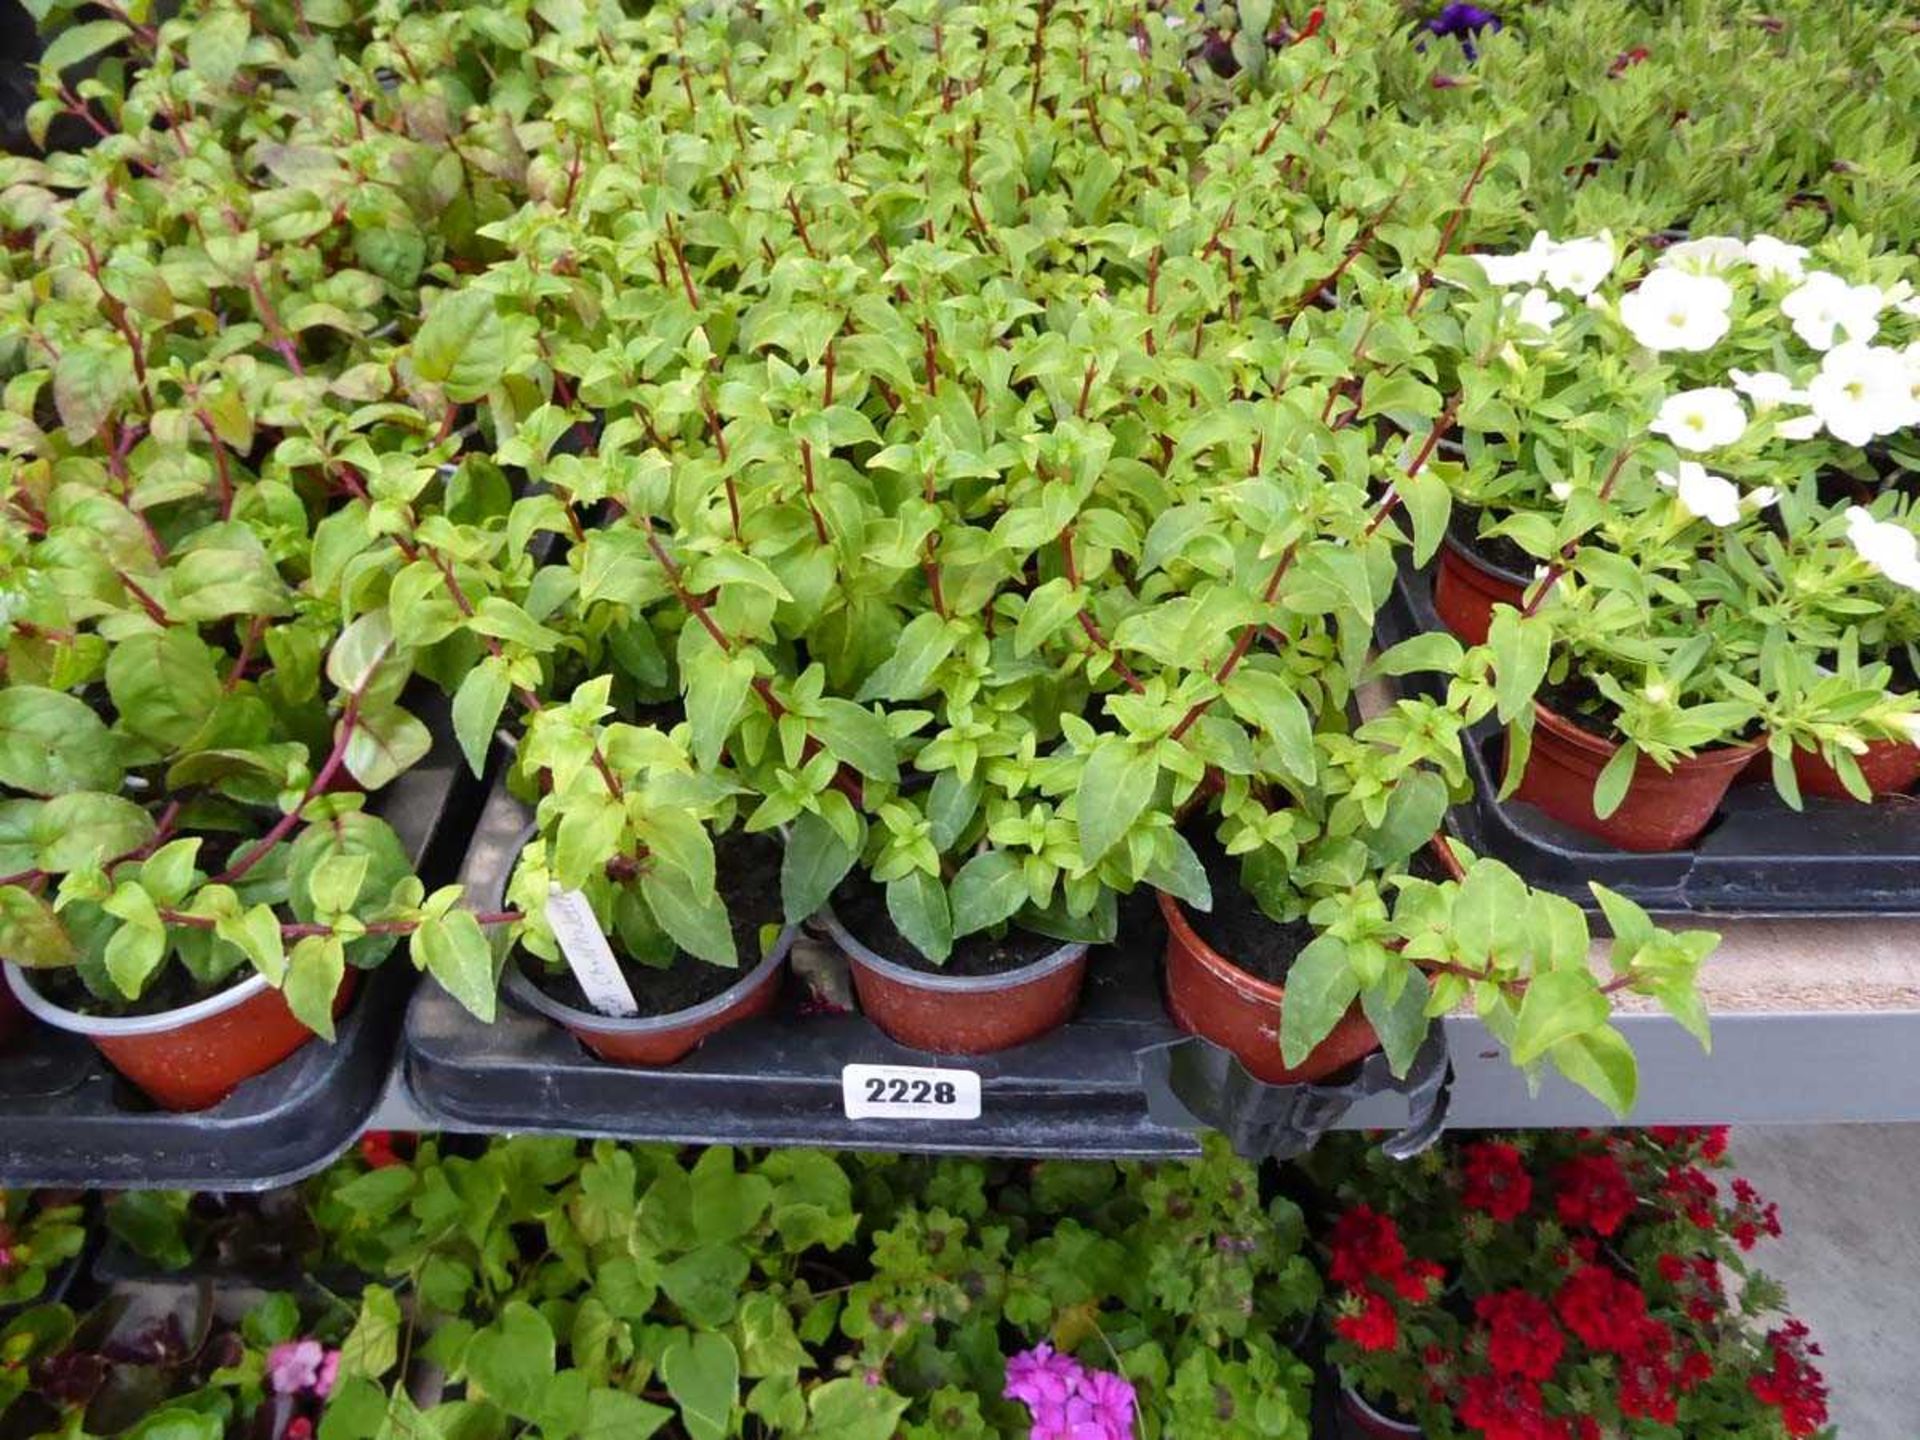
(403, 776), (1206, 1158)
(1381, 562), (1920, 917)
(0, 691), (485, 1191)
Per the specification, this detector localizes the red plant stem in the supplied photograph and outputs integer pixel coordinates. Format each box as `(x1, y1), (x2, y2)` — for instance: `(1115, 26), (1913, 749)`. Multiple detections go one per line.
(823, 339), (837, 406)
(226, 617), (266, 692)
(1027, 0), (1052, 115)
(799, 439), (830, 544)
(1076, 359), (1096, 418)
(784, 194), (818, 258)
(1280, 186), (1406, 320)
(215, 697), (360, 885)
(1144, 250), (1160, 357)
(1363, 394), (1461, 539)
(113, 569), (171, 626)
(78, 237), (152, 412)
(921, 470), (948, 617)
(1521, 445), (1633, 617)
(1061, 527), (1145, 694)
(196, 410), (234, 518)
(246, 271), (304, 377)
(1408, 144), (1495, 315)
(1200, 200), (1238, 261)
(664, 215), (700, 309)
(1169, 542), (1300, 742)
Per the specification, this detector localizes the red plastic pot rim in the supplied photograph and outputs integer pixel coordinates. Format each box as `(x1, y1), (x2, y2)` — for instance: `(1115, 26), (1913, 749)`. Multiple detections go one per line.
(5, 961), (284, 1038)
(1531, 702), (1764, 768)
(487, 821), (798, 1033)
(818, 902), (1087, 993)
(1440, 524), (1534, 591)
(502, 928), (796, 1034)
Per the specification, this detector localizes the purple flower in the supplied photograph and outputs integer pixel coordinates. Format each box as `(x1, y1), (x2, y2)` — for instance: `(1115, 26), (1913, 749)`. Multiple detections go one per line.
(1004, 1344), (1138, 1440)
(267, 1339), (342, 1399)
(1424, 2), (1500, 59)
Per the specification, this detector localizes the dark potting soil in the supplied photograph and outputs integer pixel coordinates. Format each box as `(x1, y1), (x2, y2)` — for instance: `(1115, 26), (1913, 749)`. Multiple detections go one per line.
(1449, 506), (1537, 580)
(524, 830), (786, 1018)
(832, 870), (1059, 977)
(1178, 830), (1315, 987)
(39, 962), (250, 1020)
(1536, 672), (1630, 743)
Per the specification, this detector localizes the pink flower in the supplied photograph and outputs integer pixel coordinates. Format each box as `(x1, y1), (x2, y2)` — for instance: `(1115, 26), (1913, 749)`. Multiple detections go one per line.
(1004, 1344), (1137, 1439)
(267, 1339), (343, 1399)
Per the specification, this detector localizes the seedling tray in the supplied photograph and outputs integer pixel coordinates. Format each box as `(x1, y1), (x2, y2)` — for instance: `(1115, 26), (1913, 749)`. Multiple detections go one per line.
(0, 693), (484, 1191)
(1381, 562), (1920, 917)
(403, 776), (1208, 1158)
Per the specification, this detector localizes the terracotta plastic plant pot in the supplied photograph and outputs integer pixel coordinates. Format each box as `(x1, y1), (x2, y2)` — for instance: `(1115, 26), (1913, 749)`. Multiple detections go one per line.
(1431, 530), (1530, 645)
(1792, 738), (1920, 801)
(1337, 1384), (1425, 1440)
(819, 904), (1087, 1055)
(1505, 703), (1761, 852)
(4, 964), (357, 1112)
(503, 930), (794, 1066)
(1157, 892), (1380, 1085)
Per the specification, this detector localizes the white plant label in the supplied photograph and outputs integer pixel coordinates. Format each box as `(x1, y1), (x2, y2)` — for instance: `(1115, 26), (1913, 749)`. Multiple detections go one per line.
(544, 886), (639, 1018)
(842, 1063), (982, 1120)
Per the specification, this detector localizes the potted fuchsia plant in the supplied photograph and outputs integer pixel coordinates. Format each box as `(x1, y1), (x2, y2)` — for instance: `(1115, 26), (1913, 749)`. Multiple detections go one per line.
(1306, 1127), (1833, 1440)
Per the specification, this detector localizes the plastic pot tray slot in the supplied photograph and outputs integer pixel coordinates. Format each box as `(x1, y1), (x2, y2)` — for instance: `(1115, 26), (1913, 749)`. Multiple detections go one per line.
(1135, 1028), (1452, 1163)
(0, 685), (482, 1190)
(1380, 556), (1920, 917)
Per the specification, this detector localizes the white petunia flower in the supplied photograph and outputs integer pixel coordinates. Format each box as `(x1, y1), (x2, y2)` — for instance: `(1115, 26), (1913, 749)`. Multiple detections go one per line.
(1650, 387), (1747, 452)
(1504, 286), (1565, 338)
(1730, 368), (1810, 407)
(1163, 12), (1185, 27)
(1809, 343), (1915, 446)
(1845, 506), (1920, 592)
(1782, 271), (1884, 350)
(1747, 486), (1781, 511)
(1659, 236), (1747, 273)
(1776, 413), (1823, 441)
(1898, 292), (1920, 320)
(1655, 461), (1745, 526)
(1744, 235), (1810, 281)
(1549, 481), (1573, 502)
(1543, 232), (1616, 297)
(1473, 230), (1557, 288)
(1619, 269), (1734, 352)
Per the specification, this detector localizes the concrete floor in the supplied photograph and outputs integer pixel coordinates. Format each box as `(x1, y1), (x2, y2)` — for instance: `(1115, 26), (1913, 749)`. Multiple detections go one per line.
(1731, 1127), (1920, 1440)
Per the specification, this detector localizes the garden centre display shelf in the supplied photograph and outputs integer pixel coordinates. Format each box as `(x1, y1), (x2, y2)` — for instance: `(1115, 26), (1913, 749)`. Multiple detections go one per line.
(400, 777), (1206, 1158)
(1381, 561), (1920, 917)
(0, 705), (482, 1192)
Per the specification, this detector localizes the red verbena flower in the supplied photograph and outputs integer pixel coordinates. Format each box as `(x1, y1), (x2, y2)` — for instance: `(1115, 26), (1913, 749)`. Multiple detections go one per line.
(1554, 1265), (1647, 1354)
(1751, 1321), (1830, 1438)
(1328, 1205), (1408, 1289)
(1458, 1372), (1563, 1440)
(1608, 45), (1651, 76)
(359, 1131), (406, 1169)
(1476, 1291), (1566, 1381)
(1462, 1141), (1534, 1222)
(1680, 1350), (1714, 1392)
(1661, 1164), (1720, 1229)
(1553, 1153), (1636, 1236)
(1393, 1259), (1446, 1302)
(1335, 1290), (1399, 1353)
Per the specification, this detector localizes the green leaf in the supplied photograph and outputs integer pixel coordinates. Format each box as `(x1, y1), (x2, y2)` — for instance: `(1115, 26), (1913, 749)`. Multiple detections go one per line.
(0, 887), (75, 967)
(1398, 462), (1452, 567)
(1549, 1025), (1638, 1116)
(812, 700), (898, 783)
(121, 1410), (221, 1440)
(1278, 934), (1358, 1069)
(1487, 608), (1550, 725)
(343, 706), (432, 790)
(583, 1390), (672, 1440)
(0, 687), (121, 795)
(33, 792), (153, 874)
(1223, 669), (1316, 787)
(1361, 968), (1432, 1078)
(327, 609), (399, 696)
(854, 612), (955, 702)
(215, 903), (285, 985)
(1014, 577), (1082, 657)
(412, 288), (507, 402)
(801, 1379), (911, 1440)
(337, 1285), (402, 1383)
(1142, 829), (1211, 911)
(1591, 743), (1640, 821)
(690, 1147), (772, 1244)
(781, 811), (857, 925)
(40, 18), (129, 76)
(283, 934), (346, 1041)
(416, 913), (499, 1029)
(660, 1331), (739, 1440)
(465, 1302), (555, 1420)
(451, 657), (510, 778)
(1366, 772), (1449, 868)
(1074, 737), (1157, 866)
(949, 850), (1028, 937)
(884, 871), (952, 964)
(1512, 969), (1610, 1066)
(317, 1379), (391, 1440)
(642, 866), (738, 967)
(185, 9), (249, 86)
(103, 885), (166, 999)
(105, 629), (224, 750)
(308, 852), (369, 915)
(684, 648), (754, 771)
(1369, 632), (1465, 678)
